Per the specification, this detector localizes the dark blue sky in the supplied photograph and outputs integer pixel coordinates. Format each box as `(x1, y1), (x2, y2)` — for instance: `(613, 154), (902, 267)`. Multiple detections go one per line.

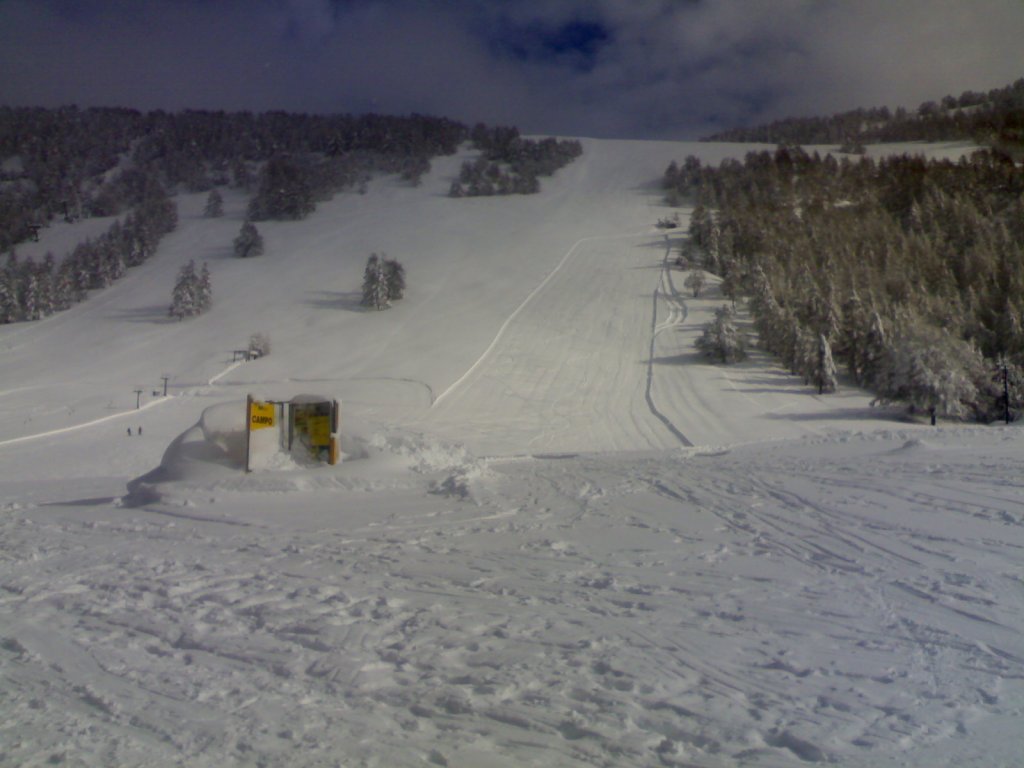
(1, 0), (1021, 139)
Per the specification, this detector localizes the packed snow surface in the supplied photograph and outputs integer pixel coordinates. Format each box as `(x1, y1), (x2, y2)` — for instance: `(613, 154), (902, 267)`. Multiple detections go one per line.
(2, 138), (1021, 767)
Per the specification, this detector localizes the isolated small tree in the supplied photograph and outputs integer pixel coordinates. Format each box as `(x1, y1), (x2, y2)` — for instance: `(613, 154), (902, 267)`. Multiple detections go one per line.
(696, 305), (747, 363)
(169, 260), (199, 320)
(248, 332), (271, 358)
(684, 269), (707, 298)
(383, 257), (406, 301)
(204, 189), (224, 218)
(233, 221), (264, 258)
(361, 253), (390, 310)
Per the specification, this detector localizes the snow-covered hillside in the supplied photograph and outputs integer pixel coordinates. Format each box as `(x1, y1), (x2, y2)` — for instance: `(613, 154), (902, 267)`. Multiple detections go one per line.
(2, 138), (1021, 767)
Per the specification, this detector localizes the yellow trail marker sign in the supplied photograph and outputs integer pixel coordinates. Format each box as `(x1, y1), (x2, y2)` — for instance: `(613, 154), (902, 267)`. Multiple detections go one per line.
(250, 401), (276, 430)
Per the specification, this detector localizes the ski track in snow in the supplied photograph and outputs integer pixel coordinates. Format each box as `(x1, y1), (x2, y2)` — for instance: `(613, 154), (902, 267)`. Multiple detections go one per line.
(431, 230), (650, 410)
(3, 432), (1023, 767)
(2, 138), (1022, 767)
(645, 235), (693, 447)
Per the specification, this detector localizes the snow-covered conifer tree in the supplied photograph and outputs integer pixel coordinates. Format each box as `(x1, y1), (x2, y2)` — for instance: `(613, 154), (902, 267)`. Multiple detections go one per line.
(696, 305), (747, 363)
(361, 254), (390, 310)
(204, 189), (225, 218)
(169, 260), (208, 320)
(197, 262), (212, 313)
(684, 270), (706, 298)
(53, 259), (75, 312)
(813, 334), (838, 394)
(233, 221), (264, 258)
(874, 321), (983, 418)
(383, 257), (405, 301)
(0, 272), (17, 324)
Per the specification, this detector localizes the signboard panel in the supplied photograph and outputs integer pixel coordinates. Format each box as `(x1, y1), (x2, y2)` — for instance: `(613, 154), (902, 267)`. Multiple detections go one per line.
(246, 394), (340, 471)
(250, 401), (276, 430)
(308, 415), (331, 447)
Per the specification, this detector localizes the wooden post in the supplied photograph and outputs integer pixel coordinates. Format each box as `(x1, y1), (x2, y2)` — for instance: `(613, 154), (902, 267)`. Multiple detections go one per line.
(329, 399), (340, 465)
(245, 394), (253, 472)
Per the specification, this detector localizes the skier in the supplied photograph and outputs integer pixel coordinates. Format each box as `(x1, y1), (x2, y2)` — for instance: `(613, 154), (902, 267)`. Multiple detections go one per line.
(127, 427), (132, 436)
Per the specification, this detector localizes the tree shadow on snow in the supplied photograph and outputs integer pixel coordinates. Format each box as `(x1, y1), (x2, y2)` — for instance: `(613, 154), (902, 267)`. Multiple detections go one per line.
(763, 405), (905, 422)
(109, 305), (178, 324)
(201, 244), (237, 261)
(649, 351), (705, 366)
(634, 236), (678, 250)
(306, 290), (364, 312)
(631, 177), (672, 196)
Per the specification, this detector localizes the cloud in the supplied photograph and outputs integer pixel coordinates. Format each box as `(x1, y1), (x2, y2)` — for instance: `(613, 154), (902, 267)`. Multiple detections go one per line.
(0, 0), (1021, 138)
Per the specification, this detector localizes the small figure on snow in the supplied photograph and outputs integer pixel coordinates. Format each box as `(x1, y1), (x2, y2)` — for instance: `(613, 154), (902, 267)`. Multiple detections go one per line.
(127, 427), (132, 436)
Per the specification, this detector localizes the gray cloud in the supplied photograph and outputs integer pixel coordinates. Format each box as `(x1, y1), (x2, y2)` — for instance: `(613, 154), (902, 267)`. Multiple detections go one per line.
(0, 0), (1021, 138)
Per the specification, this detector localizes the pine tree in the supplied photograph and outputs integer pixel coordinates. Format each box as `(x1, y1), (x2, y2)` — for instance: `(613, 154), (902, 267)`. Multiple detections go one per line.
(53, 258), (74, 312)
(204, 189), (224, 218)
(169, 260), (209, 320)
(248, 154), (314, 221)
(813, 334), (838, 394)
(233, 221), (264, 258)
(684, 270), (706, 298)
(20, 258), (40, 321)
(383, 257), (405, 301)
(696, 305), (748, 363)
(0, 268), (18, 324)
(197, 262), (212, 312)
(361, 254), (390, 310)
(874, 320), (983, 418)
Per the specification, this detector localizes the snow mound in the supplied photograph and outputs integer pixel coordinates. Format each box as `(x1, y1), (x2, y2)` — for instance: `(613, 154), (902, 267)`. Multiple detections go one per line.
(122, 403), (489, 507)
(367, 430), (476, 473)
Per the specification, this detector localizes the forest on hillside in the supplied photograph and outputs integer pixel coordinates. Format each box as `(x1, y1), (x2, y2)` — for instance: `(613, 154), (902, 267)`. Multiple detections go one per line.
(705, 77), (1024, 152)
(0, 107), (584, 325)
(449, 124), (583, 197)
(0, 108), (467, 251)
(0, 108), (467, 324)
(664, 145), (1024, 421)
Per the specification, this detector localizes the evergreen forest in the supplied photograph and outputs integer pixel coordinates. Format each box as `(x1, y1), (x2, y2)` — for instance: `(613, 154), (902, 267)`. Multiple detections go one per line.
(704, 77), (1024, 153)
(0, 108), (584, 327)
(664, 144), (1024, 421)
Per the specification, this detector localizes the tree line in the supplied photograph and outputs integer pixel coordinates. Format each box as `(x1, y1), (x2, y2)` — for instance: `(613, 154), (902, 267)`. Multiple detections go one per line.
(704, 77), (1024, 153)
(665, 144), (1024, 420)
(0, 107), (468, 255)
(449, 124), (583, 197)
(0, 178), (177, 323)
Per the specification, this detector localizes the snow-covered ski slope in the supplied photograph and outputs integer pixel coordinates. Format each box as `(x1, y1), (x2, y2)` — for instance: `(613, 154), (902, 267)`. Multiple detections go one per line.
(2, 138), (1023, 767)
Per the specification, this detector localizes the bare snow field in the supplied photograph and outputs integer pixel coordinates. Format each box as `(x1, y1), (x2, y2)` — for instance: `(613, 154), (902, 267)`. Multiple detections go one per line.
(2, 138), (1022, 767)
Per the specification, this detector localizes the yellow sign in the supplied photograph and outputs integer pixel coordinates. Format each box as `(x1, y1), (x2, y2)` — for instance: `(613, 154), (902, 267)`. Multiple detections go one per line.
(250, 401), (276, 430)
(308, 415), (331, 446)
